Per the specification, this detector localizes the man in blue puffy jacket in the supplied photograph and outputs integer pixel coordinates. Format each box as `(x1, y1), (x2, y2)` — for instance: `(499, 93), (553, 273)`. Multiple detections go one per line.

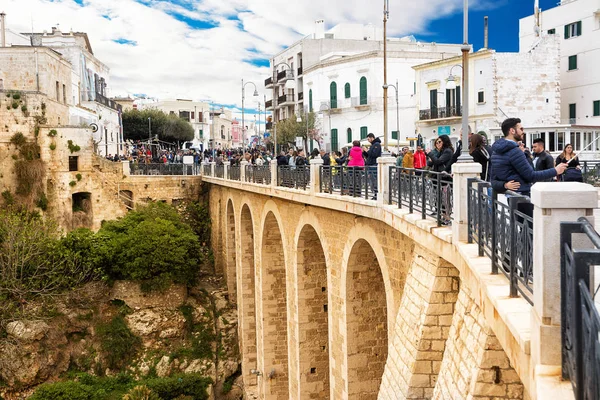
(490, 118), (567, 197)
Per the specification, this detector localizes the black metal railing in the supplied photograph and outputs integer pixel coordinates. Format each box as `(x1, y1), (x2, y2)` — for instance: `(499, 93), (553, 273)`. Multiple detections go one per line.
(581, 161), (600, 186)
(419, 106), (462, 121)
(130, 163), (199, 175)
(467, 179), (534, 304)
(298, 92), (304, 101)
(278, 166), (309, 190)
(215, 164), (224, 178)
(95, 93), (122, 112)
(388, 167), (453, 226)
(265, 77), (273, 86)
(561, 217), (600, 400)
(265, 99), (273, 109)
(245, 165), (271, 185)
(228, 165), (241, 181)
(203, 164), (211, 176)
(277, 70), (287, 81)
(319, 166), (378, 200)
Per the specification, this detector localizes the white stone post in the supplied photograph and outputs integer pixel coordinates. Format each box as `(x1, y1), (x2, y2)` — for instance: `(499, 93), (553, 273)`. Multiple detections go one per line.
(210, 161), (215, 177)
(530, 183), (597, 367)
(310, 158), (323, 196)
(377, 156), (396, 207)
(240, 160), (248, 182)
(451, 163), (481, 243)
(223, 161), (230, 180)
(122, 160), (130, 176)
(270, 159), (278, 188)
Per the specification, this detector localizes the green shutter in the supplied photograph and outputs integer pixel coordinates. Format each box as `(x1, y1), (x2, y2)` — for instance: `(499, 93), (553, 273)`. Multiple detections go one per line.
(310, 139), (314, 152)
(577, 21), (582, 36)
(330, 82), (337, 109)
(594, 100), (600, 117)
(347, 128), (352, 144)
(569, 103), (576, 119)
(569, 55), (577, 70)
(331, 129), (338, 152)
(565, 24), (570, 39)
(309, 89), (313, 112)
(455, 86), (461, 110)
(360, 126), (368, 140)
(359, 77), (367, 105)
(199, 129), (203, 138)
(392, 131), (398, 140)
(345, 83), (351, 98)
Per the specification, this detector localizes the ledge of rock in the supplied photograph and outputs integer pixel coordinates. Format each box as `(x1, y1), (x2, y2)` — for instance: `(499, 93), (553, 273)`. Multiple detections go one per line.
(110, 280), (187, 309)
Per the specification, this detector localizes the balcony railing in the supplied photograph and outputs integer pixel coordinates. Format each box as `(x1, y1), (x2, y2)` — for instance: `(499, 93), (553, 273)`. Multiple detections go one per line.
(130, 163), (199, 175)
(389, 168), (453, 226)
(419, 106), (462, 121)
(277, 94), (294, 105)
(297, 66), (303, 76)
(298, 92), (304, 101)
(278, 166), (310, 190)
(203, 164), (211, 176)
(265, 77), (273, 87)
(276, 70), (287, 82)
(215, 164), (224, 178)
(467, 178), (533, 305)
(265, 99), (273, 109)
(96, 93), (122, 112)
(228, 165), (241, 181)
(561, 217), (600, 400)
(245, 165), (271, 184)
(319, 166), (377, 200)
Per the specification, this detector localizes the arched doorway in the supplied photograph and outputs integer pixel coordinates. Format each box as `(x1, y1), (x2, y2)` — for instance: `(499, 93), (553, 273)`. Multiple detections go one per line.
(240, 205), (257, 387)
(346, 239), (387, 399)
(260, 212), (289, 399)
(297, 225), (329, 399)
(226, 200), (236, 304)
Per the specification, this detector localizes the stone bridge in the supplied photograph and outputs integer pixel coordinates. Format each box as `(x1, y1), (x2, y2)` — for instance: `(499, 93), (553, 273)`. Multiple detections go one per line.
(202, 159), (597, 400)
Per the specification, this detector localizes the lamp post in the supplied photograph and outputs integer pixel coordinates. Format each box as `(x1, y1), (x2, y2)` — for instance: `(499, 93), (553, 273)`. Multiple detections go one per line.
(148, 117), (151, 157)
(271, 60), (296, 154)
(242, 79), (259, 150)
(454, 0), (472, 162)
(382, 79), (399, 154)
(382, 0), (390, 154)
(296, 108), (310, 155)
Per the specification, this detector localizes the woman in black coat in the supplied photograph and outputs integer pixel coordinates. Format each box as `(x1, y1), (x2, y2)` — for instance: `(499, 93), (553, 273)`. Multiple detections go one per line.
(426, 135), (454, 173)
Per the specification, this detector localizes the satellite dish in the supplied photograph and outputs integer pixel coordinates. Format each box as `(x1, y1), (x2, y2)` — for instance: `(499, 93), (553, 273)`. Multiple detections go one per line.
(90, 123), (102, 143)
(90, 123), (99, 132)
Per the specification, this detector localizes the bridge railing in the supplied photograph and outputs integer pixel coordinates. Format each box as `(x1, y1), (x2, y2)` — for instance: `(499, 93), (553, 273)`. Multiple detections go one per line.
(215, 164), (225, 179)
(561, 217), (600, 400)
(130, 162), (199, 176)
(245, 164), (271, 185)
(388, 167), (453, 226)
(319, 166), (377, 199)
(581, 160), (600, 186)
(278, 166), (310, 190)
(467, 178), (534, 304)
(202, 163), (212, 176)
(228, 165), (241, 181)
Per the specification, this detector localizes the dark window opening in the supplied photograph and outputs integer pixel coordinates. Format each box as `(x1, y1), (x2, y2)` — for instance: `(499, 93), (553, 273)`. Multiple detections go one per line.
(72, 192), (91, 213)
(69, 156), (79, 171)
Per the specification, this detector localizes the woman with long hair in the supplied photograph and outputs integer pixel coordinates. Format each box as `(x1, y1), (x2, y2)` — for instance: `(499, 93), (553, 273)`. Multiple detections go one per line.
(426, 135), (454, 173)
(469, 134), (491, 180)
(556, 143), (583, 182)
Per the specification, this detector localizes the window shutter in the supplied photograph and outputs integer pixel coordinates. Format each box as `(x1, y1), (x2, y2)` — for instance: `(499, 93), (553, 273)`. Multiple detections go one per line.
(392, 131), (398, 140)
(456, 86), (461, 113)
(577, 21), (582, 36)
(309, 89), (313, 112)
(360, 77), (367, 105)
(330, 82), (337, 109)
(569, 103), (576, 119)
(569, 55), (577, 70)
(594, 100), (600, 117)
(361, 126), (368, 140)
(565, 24), (570, 39)
(331, 129), (338, 152)
(345, 83), (351, 99)
(347, 128), (352, 144)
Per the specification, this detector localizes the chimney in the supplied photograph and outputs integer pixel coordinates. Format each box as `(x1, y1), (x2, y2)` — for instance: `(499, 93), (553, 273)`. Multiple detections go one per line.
(534, 0), (541, 36)
(483, 16), (489, 49)
(314, 19), (325, 39)
(1, 12), (6, 48)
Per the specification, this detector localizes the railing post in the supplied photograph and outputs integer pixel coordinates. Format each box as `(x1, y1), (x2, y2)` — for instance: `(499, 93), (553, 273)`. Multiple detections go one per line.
(240, 161), (248, 182)
(210, 161), (215, 177)
(122, 160), (130, 176)
(451, 163), (481, 244)
(223, 161), (230, 180)
(270, 159), (277, 188)
(310, 158), (323, 196)
(530, 183), (597, 372)
(378, 156), (396, 206)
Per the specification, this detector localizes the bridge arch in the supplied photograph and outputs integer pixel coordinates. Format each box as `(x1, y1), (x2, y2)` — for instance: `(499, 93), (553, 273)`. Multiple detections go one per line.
(225, 198), (237, 304)
(238, 202), (258, 388)
(293, 215), (331, 399)
(258, 203), (290, 399)
(340, 225), (394, 399)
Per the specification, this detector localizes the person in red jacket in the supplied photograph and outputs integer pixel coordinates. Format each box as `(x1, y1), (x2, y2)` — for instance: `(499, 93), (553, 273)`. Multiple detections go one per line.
(414, 145), (427, 170)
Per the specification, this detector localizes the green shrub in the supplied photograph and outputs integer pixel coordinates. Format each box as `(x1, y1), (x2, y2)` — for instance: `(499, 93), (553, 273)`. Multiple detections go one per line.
(21, 105), (27, 113)
(28, 380), (93, 400)
(12, 93), (21, 100)
(49, 143), (56, 151)
(36, 193), (48, 211)
(11, 101), (18, 109)
(9, 132), (26, 147)
(144, 374), (212, 400)
(96, 315), (140, 370)
(48, 129), (58, 137)
(5, 92), (10, 98)
(69, 180), (77, 187)
(68, 140), (81, 153)
(123, 385), (160, 400)
(76, 173), (82, 181)
(1, 190), (14, 206)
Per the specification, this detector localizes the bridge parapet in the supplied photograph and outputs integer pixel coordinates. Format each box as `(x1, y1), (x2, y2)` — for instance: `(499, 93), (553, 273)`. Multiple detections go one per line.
(202, 160), (597, 399)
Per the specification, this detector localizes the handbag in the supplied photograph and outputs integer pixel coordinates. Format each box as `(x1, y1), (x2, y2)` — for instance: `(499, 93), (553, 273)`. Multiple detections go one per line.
(562, 167), (583, 182)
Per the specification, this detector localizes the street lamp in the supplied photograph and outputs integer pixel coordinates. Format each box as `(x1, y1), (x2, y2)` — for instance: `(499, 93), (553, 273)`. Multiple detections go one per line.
(456, 0), (472, 162)
(382, 79), (400, 154)
(242, 79), (259, 150)
(271, 61), (295, 153)
(319, 103), (331, 152)
(382, 0), (390, 155)
(148, 117), (152, 157)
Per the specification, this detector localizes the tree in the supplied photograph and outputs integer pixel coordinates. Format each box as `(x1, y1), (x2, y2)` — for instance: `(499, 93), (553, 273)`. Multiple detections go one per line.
(122, 109), (194, 143)
(275, 113), (319, 150)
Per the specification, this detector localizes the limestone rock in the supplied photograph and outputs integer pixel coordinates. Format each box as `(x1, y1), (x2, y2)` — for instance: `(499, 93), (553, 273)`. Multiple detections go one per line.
(111, 280), (187, 309)
(125, 308), (185, 338)
(6, 320), (49, 342)
(155, 356), (172, 378)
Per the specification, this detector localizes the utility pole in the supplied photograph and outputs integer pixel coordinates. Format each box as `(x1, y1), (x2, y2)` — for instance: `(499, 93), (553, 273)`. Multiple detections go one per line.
(383, 0), (390, 153)
(458, 0), (472, 162)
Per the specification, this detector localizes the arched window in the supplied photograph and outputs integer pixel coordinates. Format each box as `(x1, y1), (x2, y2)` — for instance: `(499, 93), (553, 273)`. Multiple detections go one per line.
(309, 89), (313, 112)
(344, 83), (351, 99)
(347, 128), (352, 144)
(330, 82), (338, 109)
(359, 77), (367, 105)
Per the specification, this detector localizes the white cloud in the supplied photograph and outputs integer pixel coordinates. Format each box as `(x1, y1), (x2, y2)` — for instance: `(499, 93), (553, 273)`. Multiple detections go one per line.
(1, 0), (489, 115)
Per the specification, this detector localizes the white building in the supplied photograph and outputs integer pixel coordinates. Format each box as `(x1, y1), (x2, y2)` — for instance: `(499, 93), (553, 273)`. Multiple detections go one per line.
(414, 36), (561, 149)
(266, 21), (463, 152)
(24, 26), (123, 157)
(516, 0), (600, 158)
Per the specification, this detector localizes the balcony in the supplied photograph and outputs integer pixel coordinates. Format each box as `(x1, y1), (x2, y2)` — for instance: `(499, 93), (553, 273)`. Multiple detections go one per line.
(96, 93), (122, 112)
(265, 77), (273, 88)
(351, 96), (370, 108)
(265, 99), (273, 110)
(419, 106), (462, 121)
(277, 94), (295, 106)
(276, 70), (287, 82)
(298, 92), (304, 101)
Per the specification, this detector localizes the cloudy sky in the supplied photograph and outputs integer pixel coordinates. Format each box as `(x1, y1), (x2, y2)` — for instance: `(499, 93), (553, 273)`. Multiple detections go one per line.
(2, 0), (556, 116)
